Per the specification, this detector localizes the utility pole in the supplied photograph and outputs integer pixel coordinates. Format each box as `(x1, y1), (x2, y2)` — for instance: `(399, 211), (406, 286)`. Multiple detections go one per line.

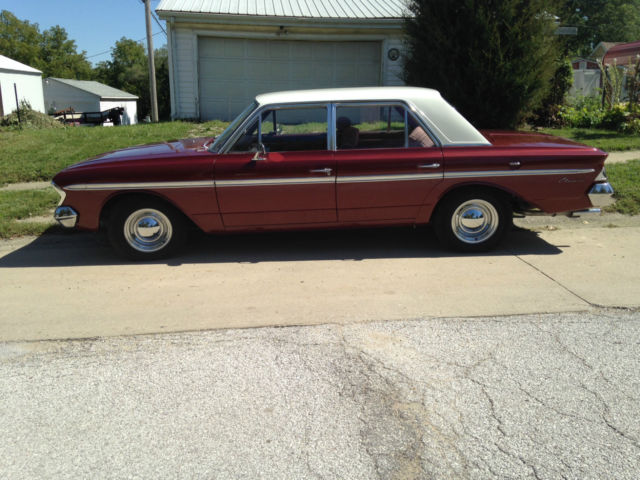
(144, 0), (159, 122)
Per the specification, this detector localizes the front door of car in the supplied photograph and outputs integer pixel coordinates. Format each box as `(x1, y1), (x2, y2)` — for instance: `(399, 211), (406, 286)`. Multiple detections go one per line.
(334, 104), (444, 222)
(214, 105), (337, 227)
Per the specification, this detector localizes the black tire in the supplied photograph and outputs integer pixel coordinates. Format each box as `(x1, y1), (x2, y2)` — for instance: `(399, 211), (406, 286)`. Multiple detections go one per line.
(433, 190), (512, 252)
(107, 197), (187, 260)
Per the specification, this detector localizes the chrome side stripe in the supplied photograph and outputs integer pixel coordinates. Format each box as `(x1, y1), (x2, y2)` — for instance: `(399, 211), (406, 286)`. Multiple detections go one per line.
(338, 173), (442, 183)
(443, 168), (594, 179)
(216, 177), (334, 187)
(63, 168), (595, 191)
(65, 180), (215, 191)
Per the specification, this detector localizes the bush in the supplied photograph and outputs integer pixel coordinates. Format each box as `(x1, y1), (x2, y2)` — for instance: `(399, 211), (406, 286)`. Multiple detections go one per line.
(0, 100), (63, 130)
(557, 97), (640, 134)
(620, 118), (640, 134)
(558, 96), (605, 128)
(600, 105), (629, 130)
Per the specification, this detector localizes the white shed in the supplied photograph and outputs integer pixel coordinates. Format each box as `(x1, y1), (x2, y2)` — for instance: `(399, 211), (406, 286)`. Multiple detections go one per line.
(156, 0), (407, 121)
(0, 55), (45, 116)
(43, 78), (139, 125)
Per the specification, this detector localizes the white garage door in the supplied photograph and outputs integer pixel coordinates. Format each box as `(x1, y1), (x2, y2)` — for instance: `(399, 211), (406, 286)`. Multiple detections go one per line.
(198, 37), (381, 121)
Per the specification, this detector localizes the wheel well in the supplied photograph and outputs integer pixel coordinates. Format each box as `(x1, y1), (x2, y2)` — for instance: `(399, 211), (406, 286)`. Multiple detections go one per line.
(432, 185), (519, 219)
(99, 193), (193, 231)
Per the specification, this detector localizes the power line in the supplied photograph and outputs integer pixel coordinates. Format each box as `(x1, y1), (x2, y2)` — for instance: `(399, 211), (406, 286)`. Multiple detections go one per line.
(86, 1), (166, 61)
(152, 12), (167, 35)
(85, 32), (164, 60)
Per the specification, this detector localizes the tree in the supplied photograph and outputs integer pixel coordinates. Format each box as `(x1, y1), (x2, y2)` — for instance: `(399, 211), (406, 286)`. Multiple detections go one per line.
(40, 25), (93, 79)
(0, 10), (42, 69)
(560, 0), (640, 56)
(154, 47), (171, 120)
(94, 38), (171, 120)
(0, 10), (91, 79)
(403, 0), (561, 128)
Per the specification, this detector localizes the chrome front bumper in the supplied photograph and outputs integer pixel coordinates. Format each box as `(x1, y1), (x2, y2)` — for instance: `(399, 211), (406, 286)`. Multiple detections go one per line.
(54, 206), (78, 228)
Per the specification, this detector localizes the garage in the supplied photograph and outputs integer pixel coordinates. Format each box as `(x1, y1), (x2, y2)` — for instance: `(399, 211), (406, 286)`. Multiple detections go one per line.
(198, 38), (381, 121)
(157, 0), (406, 121)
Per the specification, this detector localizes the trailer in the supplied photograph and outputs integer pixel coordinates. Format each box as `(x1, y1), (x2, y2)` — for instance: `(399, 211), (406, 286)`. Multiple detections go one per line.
(52, 107), (125, 126)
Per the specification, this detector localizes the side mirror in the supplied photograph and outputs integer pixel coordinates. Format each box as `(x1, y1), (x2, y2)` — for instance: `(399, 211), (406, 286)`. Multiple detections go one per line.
(252, 143), (267, 161)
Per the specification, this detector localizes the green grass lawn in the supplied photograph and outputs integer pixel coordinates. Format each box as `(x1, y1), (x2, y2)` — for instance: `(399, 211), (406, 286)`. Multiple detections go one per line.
(0, 120), (228, 185)
(605, 159), (640, 215)
(538, 128), (640, 152)
(0, 188), (60, 238)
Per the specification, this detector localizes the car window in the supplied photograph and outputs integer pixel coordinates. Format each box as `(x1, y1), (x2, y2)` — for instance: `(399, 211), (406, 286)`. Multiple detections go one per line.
(210, 101), (257, 152)
(230, 106), (328, 153)
(335, 105), (434, 150)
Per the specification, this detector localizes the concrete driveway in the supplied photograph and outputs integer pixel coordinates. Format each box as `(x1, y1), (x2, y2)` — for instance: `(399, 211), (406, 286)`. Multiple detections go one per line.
(1, 217), (639, 342)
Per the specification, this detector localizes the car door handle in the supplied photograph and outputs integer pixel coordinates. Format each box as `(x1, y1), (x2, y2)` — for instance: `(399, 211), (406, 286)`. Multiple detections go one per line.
(310, 168), (333, 175)
(417, 163), (441, 169)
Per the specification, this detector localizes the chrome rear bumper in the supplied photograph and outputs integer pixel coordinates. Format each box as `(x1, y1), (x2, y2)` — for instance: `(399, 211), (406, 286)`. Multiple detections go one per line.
(588, 182), (615, 208)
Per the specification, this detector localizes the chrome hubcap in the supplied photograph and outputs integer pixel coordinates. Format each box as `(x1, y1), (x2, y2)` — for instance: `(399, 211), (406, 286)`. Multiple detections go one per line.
(451, 199), (499, 244)
(123, 208), (173, 253)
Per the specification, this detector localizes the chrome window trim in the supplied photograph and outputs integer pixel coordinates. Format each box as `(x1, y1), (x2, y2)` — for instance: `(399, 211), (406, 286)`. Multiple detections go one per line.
(333, 100), (441, 150)
(220, 98), (444, 153)
(209, 101), (258, 153)
(404, 100), (443, 148)
(221, 102), (331, 154)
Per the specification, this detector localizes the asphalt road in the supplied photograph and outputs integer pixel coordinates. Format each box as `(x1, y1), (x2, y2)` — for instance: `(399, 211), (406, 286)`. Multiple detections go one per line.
(1, 217), (640, 478)
(1, 310), (639, 479)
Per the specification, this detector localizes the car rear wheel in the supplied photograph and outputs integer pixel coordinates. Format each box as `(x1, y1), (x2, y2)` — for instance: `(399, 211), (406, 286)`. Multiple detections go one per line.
(108, 198), (187, 260)
(434, 191), (512, 252)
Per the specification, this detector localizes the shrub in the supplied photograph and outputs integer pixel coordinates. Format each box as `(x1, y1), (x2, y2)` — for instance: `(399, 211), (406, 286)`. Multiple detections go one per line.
(0, 100), (63, 130)
(558, 96), (605, 128)
(600, 104), (629, 130)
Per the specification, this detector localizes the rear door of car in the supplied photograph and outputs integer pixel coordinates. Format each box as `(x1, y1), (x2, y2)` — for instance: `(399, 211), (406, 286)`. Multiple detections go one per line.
(214, 104), (337, 227)
(334, 102), (444, 223)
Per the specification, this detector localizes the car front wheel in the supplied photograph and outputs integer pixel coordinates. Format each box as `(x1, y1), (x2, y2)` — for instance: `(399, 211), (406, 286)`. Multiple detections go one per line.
(434, 191), (511, 252)
(108, 198), (187, 260)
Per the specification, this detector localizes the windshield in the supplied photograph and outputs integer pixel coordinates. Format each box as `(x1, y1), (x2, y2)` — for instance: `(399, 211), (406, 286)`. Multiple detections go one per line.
(209, 101), (259, 153)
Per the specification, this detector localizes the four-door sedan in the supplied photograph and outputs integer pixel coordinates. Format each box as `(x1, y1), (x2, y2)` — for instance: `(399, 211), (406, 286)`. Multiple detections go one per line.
(52, 87), (614, 260)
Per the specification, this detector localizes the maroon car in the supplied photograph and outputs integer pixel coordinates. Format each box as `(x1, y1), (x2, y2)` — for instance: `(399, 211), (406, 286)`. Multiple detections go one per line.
(52, 87), (614, 259)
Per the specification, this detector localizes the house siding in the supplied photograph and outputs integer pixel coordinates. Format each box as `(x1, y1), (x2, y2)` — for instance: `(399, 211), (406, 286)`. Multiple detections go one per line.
(382, 37), (405, 86)
(43, 80), (100, 113)
(165, 19), (406, 120)
(100, 100), (138, 125)
(0, 71), (45, 115)
(173, 28), (198, 119)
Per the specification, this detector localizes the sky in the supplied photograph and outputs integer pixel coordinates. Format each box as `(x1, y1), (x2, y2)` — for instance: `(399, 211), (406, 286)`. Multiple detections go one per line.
(1, 0), (166, 65)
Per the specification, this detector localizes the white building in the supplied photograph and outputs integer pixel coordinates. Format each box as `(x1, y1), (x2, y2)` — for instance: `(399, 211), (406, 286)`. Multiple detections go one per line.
(43, 78), (139, 125)
(156, 0), (407, 121)
(0, 55), (45, 116)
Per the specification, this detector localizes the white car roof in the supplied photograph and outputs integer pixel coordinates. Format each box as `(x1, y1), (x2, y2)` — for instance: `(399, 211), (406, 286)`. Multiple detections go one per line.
(255, 87), (490, 146)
